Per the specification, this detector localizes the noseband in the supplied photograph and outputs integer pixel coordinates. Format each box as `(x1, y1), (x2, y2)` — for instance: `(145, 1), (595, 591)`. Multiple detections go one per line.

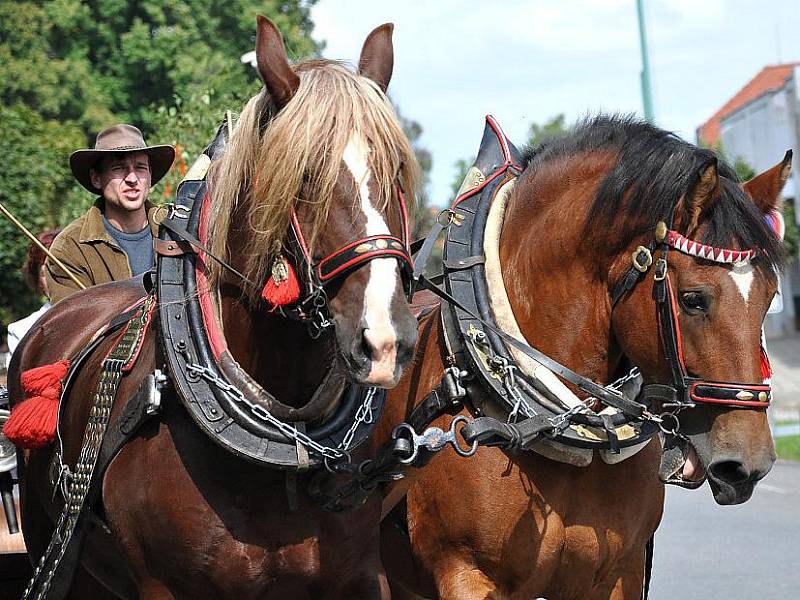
(612, 214), (776, 413)
(272, 183), (413, 336)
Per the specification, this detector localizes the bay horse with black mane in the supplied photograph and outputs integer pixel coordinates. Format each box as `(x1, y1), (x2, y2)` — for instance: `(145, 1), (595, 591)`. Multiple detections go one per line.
(375, 116), (788, 599)
(9, 16), (420, 599)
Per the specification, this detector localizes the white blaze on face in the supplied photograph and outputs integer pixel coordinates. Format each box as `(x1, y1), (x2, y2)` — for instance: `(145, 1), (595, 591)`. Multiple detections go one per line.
(729, 260), (755, 304)
(342, 135), (398, 385)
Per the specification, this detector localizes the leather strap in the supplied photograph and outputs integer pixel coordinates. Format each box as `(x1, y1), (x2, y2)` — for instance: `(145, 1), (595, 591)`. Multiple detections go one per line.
(460, 414), (554, 448)
(160, 216), (255, 286)
(418, 275), (647, 417)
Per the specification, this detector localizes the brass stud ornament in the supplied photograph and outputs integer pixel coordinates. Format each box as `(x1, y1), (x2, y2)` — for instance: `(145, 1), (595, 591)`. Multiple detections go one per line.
(655, 221), (667, 242)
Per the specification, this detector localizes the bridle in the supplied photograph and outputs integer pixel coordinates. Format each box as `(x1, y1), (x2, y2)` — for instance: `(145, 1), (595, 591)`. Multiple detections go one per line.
(612, 209), (778, 417)
(277, 182), (414, 337)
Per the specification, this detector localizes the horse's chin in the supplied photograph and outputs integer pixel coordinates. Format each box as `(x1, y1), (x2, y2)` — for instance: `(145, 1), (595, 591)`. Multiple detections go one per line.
(707, 477), (756, 505)
(658, 436), (707, 490)
(336, 351), (401, 389)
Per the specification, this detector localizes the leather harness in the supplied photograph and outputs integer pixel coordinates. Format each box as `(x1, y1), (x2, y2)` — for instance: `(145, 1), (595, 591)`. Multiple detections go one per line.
(19, 114), (777, 598)
(316, 116), (777, 513)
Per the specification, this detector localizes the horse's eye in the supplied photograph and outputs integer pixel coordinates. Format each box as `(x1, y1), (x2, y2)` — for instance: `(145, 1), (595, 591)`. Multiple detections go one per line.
(680, 290), (708, 314)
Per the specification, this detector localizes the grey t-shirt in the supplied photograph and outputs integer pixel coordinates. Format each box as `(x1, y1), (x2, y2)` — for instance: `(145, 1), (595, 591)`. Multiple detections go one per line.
(102, 216), (154, 276)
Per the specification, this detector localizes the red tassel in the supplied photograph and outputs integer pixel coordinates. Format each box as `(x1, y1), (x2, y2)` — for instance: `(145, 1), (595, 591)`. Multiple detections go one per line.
(760, 349), (772, 383)
(4, 359), (70, 449)
(261, 255), (301, 308)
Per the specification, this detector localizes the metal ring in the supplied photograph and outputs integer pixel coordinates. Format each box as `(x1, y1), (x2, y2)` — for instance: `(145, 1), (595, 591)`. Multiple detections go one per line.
(450, 416), (479, 457)
(437, 209), (456, 227)
(392, 423), (419, 465)
(658, 412), (681, 436)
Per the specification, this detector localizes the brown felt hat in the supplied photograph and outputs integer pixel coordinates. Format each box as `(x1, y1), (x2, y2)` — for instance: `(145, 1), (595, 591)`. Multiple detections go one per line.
(70, 124), (175, 194)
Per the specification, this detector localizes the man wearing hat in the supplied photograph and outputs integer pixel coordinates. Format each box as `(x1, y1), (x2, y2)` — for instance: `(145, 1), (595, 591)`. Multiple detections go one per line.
(46, 124), (174, 303)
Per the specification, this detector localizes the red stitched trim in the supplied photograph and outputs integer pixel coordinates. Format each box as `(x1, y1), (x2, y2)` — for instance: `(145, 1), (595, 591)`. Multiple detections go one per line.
(486, 115), (517, 167)
(689, 381), (771, 408)
(318, 249), (412, 282)
(451, 167), (510, 208)
(451, 116), (523, 209)
(290, 210), (312, 262)
(196, 193), (226, 358)
(666, 230), (755, 263)
(318, 235), (405, 265)
(397, 184), (410, 251)
(665, 274), (687, 372)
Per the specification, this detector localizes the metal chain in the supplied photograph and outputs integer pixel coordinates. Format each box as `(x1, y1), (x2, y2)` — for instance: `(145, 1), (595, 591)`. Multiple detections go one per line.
(608, 366), (641, 391)
(185, 363), (376, 464)
(338, 387), (378, 451)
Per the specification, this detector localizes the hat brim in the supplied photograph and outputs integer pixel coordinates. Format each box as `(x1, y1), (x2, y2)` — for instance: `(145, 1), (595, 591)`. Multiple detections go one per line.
(70, 145), (176, 194)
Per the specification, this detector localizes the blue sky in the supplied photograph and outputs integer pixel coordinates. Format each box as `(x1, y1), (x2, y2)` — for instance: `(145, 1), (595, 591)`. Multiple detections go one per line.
(311, 0), (800, 206)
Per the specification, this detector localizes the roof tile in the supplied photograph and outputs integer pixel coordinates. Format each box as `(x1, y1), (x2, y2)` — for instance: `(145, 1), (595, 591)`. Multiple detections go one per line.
(697, 63), (799, 146)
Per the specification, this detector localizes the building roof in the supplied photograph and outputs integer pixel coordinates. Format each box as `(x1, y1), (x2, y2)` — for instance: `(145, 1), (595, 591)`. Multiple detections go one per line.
(697, 63), (799, 146)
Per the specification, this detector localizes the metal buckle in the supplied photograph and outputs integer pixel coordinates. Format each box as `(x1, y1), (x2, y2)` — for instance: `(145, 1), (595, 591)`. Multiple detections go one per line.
(631, 246), (653, 273)
(443, 366), (467, 402)
(654, 257), (668, 281)
(437, 209), (464, 227)
(167, 203), (190, 220)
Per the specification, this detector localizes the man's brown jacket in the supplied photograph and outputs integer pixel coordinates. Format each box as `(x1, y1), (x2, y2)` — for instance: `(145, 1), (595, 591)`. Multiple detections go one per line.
(45, 199), (159, 304)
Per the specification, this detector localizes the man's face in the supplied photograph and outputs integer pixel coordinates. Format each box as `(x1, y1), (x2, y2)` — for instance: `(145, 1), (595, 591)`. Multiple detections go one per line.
(90, 152), (151, 212)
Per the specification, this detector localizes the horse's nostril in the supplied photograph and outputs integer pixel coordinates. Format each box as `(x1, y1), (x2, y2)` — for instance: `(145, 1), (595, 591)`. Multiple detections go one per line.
(710, 460), (750, 484)
(362, 328), (394, 362)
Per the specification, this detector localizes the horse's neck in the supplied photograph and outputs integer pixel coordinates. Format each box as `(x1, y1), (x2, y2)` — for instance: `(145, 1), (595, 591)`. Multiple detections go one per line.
(501, 165), (621, 385)
(219, 292), (334, 408)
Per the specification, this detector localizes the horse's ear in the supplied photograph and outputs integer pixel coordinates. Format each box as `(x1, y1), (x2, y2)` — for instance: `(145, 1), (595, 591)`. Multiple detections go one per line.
(255, 15), (300, 110)
(742, 150), (792, 214)
(681, 156), (719, 232)
(358, 23), (394, 93)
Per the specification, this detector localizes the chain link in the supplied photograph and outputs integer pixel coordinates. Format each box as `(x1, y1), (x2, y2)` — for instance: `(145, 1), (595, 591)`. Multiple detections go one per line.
(186, 363), (376, 465)
(607, 366), (641, 391)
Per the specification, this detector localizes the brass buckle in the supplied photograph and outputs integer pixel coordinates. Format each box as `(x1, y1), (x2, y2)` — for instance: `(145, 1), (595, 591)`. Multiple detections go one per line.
(654, 257), (668, 281)
(631, 246), (653, 273)
(437, 209), (464, 227)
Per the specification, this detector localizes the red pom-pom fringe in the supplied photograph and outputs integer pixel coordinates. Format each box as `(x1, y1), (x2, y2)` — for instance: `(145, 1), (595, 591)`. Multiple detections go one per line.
(261, 256), (301, 308)
(4, 359), (69, 449)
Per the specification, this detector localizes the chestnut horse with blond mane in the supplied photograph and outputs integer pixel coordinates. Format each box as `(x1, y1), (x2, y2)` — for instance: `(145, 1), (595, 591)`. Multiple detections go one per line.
(10, 16), (420, 599)
(377, 116), (788, 599)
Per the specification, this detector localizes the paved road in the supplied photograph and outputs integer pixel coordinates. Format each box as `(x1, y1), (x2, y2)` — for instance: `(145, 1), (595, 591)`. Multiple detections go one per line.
(649, 460), (800, 599)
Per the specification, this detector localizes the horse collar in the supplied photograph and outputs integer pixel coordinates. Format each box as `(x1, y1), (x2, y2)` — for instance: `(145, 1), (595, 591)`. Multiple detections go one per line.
(155, 123), (387, 470)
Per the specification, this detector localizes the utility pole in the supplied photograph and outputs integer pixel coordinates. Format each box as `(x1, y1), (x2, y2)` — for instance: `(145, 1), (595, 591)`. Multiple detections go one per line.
(636, 0), (655, 123)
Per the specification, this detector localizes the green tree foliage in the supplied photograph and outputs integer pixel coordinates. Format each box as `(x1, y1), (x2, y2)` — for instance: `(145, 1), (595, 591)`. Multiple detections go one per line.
(0, 104), (85, 324)
(0, 0), (319, 329)
(0, 0), (319, 132)
(527, 113), (566, 148)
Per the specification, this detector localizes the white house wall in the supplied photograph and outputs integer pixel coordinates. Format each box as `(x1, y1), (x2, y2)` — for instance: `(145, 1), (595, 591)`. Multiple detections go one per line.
(720, 75), (799, 338)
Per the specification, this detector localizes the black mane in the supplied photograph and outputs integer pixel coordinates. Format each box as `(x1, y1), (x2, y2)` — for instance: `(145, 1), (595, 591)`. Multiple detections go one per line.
(522, 115), (784, 269)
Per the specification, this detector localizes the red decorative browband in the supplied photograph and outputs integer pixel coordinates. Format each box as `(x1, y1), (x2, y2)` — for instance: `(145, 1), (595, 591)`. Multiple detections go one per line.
(665, 230), (755, 264)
